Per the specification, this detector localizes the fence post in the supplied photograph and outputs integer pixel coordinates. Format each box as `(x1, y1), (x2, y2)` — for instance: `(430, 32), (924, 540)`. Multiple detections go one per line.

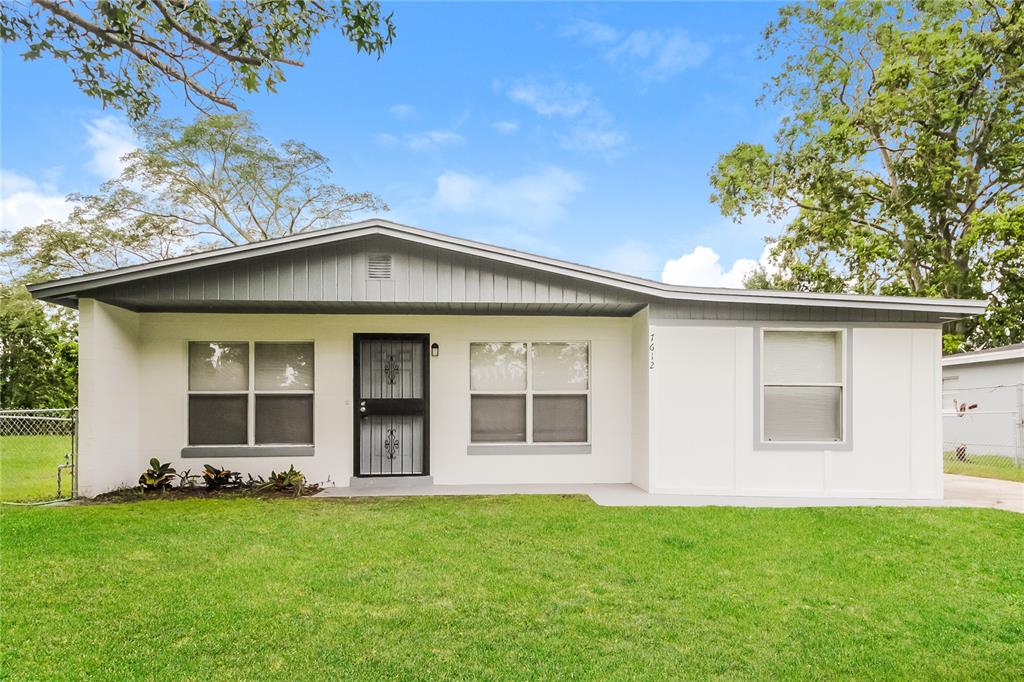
(1017, 382), (1024, 469)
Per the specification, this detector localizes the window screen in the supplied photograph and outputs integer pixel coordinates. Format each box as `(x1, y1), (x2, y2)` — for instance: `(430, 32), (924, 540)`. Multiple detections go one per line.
(762, 331), (843, 442)
(471, 395), (527, 442)
(188, 342), (248, 390)
(470, 342), (590, 445)
(188, 395), (247, 445)
(255, 395), (314, 444)
(187, 341), (314, 448)
(255, 343), (314, 390)
(533, 394), (587, 442)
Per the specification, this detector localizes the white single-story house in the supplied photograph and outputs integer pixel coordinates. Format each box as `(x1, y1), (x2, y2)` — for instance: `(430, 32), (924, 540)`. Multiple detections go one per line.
(942, 344), (1024, 460)
(28, 219), (987, 499)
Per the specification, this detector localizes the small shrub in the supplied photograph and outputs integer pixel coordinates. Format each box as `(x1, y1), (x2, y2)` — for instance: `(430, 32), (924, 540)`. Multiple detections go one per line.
(138, 458), (176, 491)
(202, 464), (242, 489)
(176, 469), (200, 489)
(259, 465), (307, 496)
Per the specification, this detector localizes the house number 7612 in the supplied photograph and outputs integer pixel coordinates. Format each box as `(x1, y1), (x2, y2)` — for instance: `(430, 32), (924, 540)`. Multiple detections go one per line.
(649, 332), (655, 370)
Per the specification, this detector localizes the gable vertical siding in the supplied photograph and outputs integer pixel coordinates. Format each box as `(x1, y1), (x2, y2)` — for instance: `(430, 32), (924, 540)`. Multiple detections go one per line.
(85, 235), (946, 323)
(93, 236), (636, 309)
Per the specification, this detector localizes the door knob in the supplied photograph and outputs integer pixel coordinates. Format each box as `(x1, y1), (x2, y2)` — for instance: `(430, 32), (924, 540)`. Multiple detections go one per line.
(360, 406), (367, 413)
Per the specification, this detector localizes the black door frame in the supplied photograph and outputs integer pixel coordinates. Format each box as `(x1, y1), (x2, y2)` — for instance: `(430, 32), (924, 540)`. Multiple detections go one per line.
(353, 333), (430, 477)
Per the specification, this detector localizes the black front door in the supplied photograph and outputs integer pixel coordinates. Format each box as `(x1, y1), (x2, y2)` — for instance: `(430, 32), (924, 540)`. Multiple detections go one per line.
(353, 334), (430, 476)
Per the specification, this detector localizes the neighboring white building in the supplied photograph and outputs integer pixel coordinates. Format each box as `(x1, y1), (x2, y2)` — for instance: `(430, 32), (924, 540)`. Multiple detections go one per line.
(942, 344), (1024, 461)
(28, 220), (987, 499)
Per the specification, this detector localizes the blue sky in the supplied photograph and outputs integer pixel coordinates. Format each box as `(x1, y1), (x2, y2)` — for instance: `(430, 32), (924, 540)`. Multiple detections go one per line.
(1, 2), (789, 286)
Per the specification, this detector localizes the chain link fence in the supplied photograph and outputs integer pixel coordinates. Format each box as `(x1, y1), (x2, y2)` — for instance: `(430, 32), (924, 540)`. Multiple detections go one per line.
(943, 383), (1024, 482)
(0, 408), (77, 502)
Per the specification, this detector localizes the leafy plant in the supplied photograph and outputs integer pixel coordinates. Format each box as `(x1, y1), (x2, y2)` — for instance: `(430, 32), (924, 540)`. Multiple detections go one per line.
(201, 464), (241, 490)
(259, 466), (307, 497)
(138, 458), (176, 491)
(176, 469), (200, 489)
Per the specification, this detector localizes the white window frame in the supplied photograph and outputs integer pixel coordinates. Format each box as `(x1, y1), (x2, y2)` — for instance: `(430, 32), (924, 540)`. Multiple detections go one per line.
(185, 340), (315, 448)
(758, 328), (847, 446)
(469, 341), (591, 446)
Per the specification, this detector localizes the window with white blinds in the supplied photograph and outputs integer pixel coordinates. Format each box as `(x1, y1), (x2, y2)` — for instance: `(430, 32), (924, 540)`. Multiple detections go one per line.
(470, 342), (590, 444)
(188, 341), (314, 446)
(761, 330), (844, 443)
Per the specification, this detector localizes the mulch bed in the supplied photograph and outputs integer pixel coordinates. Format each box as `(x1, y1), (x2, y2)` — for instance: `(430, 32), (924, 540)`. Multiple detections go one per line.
(83, 484), (321, 504)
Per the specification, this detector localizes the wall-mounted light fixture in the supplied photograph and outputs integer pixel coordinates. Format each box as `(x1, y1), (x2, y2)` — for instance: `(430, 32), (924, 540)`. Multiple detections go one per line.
(430, 342), (440, 357)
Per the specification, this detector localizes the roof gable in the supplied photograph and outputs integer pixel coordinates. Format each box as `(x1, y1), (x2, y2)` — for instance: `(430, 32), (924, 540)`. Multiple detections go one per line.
(27, 219), (987, 319)
(45, 231), (647, 315)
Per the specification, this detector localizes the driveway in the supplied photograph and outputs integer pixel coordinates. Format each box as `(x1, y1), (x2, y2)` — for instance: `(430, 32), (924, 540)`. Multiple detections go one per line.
(944, 474), (1024, 514)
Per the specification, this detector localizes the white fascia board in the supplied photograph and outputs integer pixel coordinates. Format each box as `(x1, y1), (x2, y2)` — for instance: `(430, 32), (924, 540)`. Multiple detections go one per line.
(942, 348), (1024, 366)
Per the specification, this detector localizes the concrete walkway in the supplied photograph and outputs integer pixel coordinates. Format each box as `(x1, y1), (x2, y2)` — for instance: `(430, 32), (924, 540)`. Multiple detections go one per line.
(315, 475), (1024, 513)
(944, 474), (1024, 514)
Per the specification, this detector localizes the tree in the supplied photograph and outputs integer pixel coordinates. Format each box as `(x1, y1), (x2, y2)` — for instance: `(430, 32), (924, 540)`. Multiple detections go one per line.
(0, 0), (396, 120)
(0, 284), (77, 409)
(2, 113), (388, 281)
(123, 114), (388, 247)
(710, 0), (1024, 350)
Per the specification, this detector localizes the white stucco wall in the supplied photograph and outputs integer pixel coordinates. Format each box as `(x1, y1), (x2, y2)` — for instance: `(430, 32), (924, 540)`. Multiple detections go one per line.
(647, 321), (944, 499)
(127, 311), (634, 489)
(942, 359), (1024, 459)
(75, 299), (948, 499)
(629, 308), (651, 490)
(77, 300), (141, 496)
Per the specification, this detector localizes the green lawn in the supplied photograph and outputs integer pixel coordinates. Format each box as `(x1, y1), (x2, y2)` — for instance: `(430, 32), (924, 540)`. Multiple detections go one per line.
(0, 435), (72, 502)
(944, 452), (1024, 483)
(2, 496), (1022, 679)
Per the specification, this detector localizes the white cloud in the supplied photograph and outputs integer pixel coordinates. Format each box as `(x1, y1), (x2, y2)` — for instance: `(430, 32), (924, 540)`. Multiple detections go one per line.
(0, 170), (74, 231)
(561, 20), (710, 80)
(433, 167), (583, 226)
(610, 29), (710, 80)
(560, 125), (628, 156)
(559, 19), (621, 46)
(504, 78), (627, 156)
(406, 130), (465, 151)
(492, 120), (520, 135)
(661, 244), (773, 289)
(389, 104), (416, 121)
(506, 80), (593, 117)
(83, 116), (136, 178)
(2, 115), (139, 232)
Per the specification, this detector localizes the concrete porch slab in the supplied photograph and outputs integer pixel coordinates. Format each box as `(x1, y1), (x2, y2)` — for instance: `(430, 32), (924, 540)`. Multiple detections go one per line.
(314, 475), (1024, 512)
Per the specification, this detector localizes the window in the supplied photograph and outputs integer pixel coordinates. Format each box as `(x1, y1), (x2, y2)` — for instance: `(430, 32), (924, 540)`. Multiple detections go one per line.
(761, 330), (844, 443)
(188, 341), (314, 446)
(470, 342), (589, 444)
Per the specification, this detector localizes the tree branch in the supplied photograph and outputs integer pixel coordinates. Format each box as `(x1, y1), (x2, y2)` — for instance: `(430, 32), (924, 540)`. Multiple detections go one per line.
(32, 0), (237, 110)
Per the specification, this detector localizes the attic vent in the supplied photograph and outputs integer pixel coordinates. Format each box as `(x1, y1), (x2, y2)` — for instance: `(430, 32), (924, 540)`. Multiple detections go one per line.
(367, 254), (393, 279)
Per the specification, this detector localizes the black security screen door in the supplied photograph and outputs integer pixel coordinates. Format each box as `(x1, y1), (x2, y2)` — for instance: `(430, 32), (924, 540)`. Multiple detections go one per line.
(354, 334), (430, 476)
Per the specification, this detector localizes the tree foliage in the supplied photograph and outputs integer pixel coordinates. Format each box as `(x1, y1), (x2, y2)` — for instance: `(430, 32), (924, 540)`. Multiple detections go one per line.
(710, 0), (1024, 350)
(2, 113), (388, 282)
(0, 0), (396, 120)
(0, 113), (388, 408)
(123, 114), (388, 247)
(0, 285), (77, 409)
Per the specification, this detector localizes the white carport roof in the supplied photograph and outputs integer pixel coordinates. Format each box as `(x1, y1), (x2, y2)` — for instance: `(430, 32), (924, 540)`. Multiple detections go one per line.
(943, 343), (1024, 366)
